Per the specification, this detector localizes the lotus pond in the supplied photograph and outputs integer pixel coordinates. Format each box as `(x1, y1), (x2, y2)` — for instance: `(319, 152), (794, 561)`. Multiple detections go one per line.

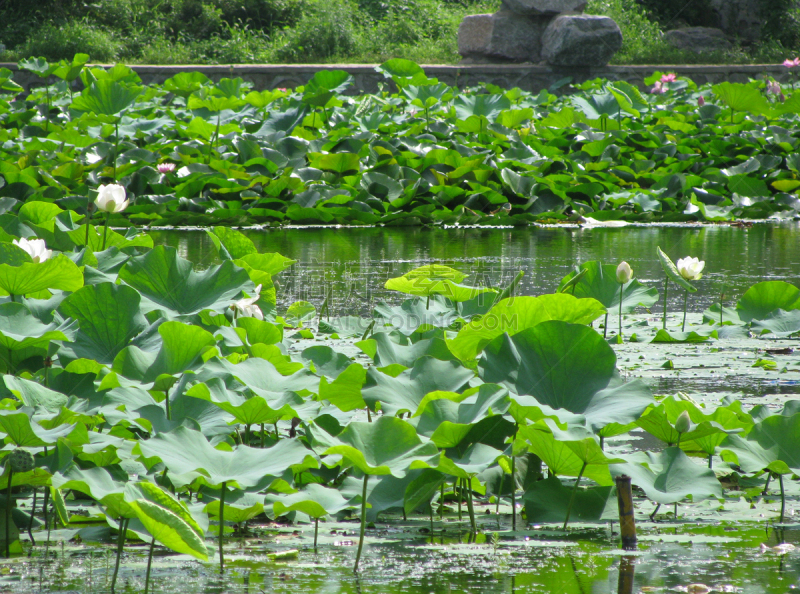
(1, 56), (800, 594)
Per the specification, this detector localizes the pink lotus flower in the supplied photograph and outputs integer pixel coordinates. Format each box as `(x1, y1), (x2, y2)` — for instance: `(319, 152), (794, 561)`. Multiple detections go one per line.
(660, 73), (677, 83)
(697, 95), (705, 106)
(783, 58), (800, 67)
(650, 81), (666, 94)
(767, 80), (782, 95)
(158, 163), (175, 174)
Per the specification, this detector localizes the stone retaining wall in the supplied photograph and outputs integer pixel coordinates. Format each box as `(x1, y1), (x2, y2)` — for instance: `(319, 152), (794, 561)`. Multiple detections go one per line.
(1, 62), (795, 95)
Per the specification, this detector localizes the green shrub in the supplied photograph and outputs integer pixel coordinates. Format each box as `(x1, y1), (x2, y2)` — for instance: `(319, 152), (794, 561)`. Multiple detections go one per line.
(271, 0), (360, 62)
(16, 20), (120, 63)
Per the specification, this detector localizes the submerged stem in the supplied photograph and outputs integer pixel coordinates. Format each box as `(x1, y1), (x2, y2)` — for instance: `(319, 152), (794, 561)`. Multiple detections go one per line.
(662, 278), (669, 330)
(465, 478), (477, 534)
(562, 462), (587, 530)
(314, 518), (319, 551)
(354, 475), (369, 573)
(780, 474), (786, 523)
(603, 312), (608, 338)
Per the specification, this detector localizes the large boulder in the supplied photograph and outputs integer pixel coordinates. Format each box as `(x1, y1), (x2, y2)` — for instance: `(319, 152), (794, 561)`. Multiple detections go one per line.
(664, 27), (732, 53)
(708, 0), (761, 43)
(501, 0), (587, 16)
(541, 14), (622, 67)
(458, 10), (550, 63)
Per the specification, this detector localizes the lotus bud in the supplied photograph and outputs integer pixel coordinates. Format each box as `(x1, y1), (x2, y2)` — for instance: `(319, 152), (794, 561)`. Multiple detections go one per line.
(95, 184), (129, 213)
(697, 95), (705, 107)
(616, 261), (633, 284)
(676, 256), (705, 281)
(675, 410), (692, 434)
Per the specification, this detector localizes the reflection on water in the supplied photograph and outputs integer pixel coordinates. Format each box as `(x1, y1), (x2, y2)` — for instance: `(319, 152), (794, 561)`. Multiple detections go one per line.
(151, 222), (800, 316)
(4, 522), (800, 593)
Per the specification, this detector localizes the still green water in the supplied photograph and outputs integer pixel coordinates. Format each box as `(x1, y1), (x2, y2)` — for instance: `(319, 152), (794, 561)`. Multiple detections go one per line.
(151, 222), (800, 316)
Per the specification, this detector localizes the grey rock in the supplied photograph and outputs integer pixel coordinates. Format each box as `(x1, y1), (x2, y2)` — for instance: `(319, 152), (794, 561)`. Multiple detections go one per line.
(664, 27), (732, 53)
(708, 0), (761, 43)
(501, 0), (587, 16)
(541, 15), (622, 67)
(458, 10), (550, 62)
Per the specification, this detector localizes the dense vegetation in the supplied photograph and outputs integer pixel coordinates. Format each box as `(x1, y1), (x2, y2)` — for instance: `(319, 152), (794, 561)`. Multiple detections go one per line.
(2, 59), (800, 227)
(0, 0), (797, 65)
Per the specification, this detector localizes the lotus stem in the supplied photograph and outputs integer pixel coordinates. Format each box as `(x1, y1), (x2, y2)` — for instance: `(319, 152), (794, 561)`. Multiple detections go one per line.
(314, 518), (319, 551)
(649, 504), (661, 521)
(456, 477), (462, 522)
(85, 201), (92, 246)
(674, 502), (678, 519)
(681, 289), (689, 332)
(603, 313), (608, 338)
(562, 462), (587, 530)
(144, 536), (155, 594)
(27, 488), (36, 545)
(511, 426), (517, 531)
(113, 121), (119, 180)
(780, 474), (786, 523)
(618, 284), (624, 338)
(440, 482), (444, 520)
(218, 481), (226, 573)
(354, 474), (369, 573)
(763, 473), (772, 495)
(110, 518), (128, 593)
(8, 295), (14, 304)
(708, 454), (713, 469)
(429, 505), (433, 537)
(662, 277), (669, 329)
(5, 467), (13, 557)
(465, 478), (477, 534)
(719, 292), (725, 326)
(101, 212), (110, 251)
(260, 424), (265, 448)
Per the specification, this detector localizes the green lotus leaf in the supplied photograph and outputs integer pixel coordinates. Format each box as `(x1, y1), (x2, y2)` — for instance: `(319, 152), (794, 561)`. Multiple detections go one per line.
(51, 465), (133, 519)
(0, 412), (75, 447)
(358, 331), (456, 367)
(375, 58), (425, 81)
(657, 247), (696, 293)
(186, 377), (301, 426)
(118, 246), (253, 317)
(0, 254), (84, 297)
(113, 321), (217, 383)
(0, 302), (77, 372)
(203, 488), (264, 523)
(637, 396), (744, 447)
(128, 499), (208, 561)
(18, 57), (59, 78)
(478, 321), (653, 433)
(518, 421), (623, 486)
(71, 79), (141, 116)
(651, 328), (718, 343)
(557, 261), (659, 312)
(2, 375), (70, 413)
(58, 283), (148, 365)
(310, 416), (440, 478)
(362, 356), (473, 416)
(318, 363), (367, 412)
(524, 474), (616, 524)
(448, 294), (606, 363)
(454, 93), (511, 120)
(267, 483), (357, 519)
(206, 226), (257, 260)
(163, 71), (210, 98)
(750, 309), (800, 337)
(736, 280), (800, 322)
(712, 81), (771, 115)
(720, 412), (800, 474)
(136, 426), (317, 489)
(437, 442), (504, 479)
(612, 447), (723, 505)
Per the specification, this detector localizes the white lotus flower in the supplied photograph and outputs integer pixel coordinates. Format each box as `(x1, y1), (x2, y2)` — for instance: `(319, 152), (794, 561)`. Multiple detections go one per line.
(231, 284), (263, 320)
(616, 261), (633, 284)
(676, 257), (705, 281)
(95, 184), (129, 213)
(12, 238), (52, 263)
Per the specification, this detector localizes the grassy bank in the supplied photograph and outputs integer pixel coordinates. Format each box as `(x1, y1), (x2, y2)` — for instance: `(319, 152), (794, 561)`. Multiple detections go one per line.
(0, 0), (797, 66)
